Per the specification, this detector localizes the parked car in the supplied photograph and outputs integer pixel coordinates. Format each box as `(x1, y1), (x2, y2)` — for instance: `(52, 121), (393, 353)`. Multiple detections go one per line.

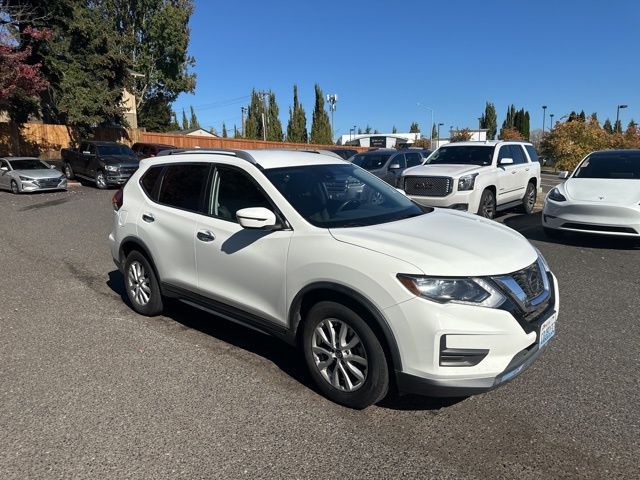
(61, 141), (139, 189)
(542, 149), (640, 238)
(0, 157), (67, 194)
(131, 142), (176, 159)
(401, 141), (542, 219)
(351, 148), (426, 186)
(327, 148), (358, 160)
(109, 149), (558, 409)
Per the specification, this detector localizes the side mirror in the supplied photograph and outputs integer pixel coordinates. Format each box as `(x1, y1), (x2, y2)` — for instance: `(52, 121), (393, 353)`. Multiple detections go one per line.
(49, 164), (56, 169)
(499, 157), (514, 165)
(0, 166), (8, 172)
(388, 163), (401, 171)
(558, 171), (570, 179)
(236, 207), (277, 229)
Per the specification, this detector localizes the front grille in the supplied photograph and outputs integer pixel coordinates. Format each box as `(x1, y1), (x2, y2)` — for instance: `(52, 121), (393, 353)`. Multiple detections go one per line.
(118, 167), (137, 176)
(35, 178), (62, 187)
(561, 222), (637, 234)
(511, 261), (545, 299)
(403, 176), (452, 197)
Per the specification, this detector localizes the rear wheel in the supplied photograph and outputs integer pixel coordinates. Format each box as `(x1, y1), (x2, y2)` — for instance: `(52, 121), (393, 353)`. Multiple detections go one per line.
(95, 170), (108, 189)
(302, 301), (389, 409)
(124, 251), (163, 316)
(521, 181), (537, 214)
(63, 162), (75, 180)
(10, 180), (20, 194)
(477, 189), (496, 219)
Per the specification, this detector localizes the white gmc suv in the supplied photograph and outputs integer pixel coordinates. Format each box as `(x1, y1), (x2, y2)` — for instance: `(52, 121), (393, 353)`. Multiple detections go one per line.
(400, 141), (542, 218)
(109, 149), (558, 409)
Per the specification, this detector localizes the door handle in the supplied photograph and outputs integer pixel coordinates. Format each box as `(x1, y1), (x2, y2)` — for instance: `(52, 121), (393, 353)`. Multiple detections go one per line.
(511, 171), (517, 174)
(196, 230), (215, 242)
(142, 213), (155, 223)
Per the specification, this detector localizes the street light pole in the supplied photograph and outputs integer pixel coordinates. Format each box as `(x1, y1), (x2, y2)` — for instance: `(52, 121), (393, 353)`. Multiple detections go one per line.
(542, 105), (547, 134)
(549, 114), (554, 129)
(616, 104), (628, 133)
(327, 94), (338, 142)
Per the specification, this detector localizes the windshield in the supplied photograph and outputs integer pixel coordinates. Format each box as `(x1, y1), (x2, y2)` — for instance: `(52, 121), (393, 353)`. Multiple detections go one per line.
(9, 159), (50, 170)
(351, 152), (392, 170)
(264, 163), (427, 228)
(425, 146), (495, 166)
(574, 153), (640, 179)
(97, 145), (136, 156)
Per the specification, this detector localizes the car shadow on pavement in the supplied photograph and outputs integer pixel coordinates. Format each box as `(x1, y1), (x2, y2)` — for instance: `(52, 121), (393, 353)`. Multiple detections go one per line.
(503, 212), (640, 250)
(107, 269), (466, 412)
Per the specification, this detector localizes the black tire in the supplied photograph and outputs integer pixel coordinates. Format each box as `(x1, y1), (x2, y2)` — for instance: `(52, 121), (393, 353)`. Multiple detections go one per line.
(63, 162), (75, 180)
(302, 301), (389, 409)
(95, 170), (108, 189)
(477, 188), (496, 219)
(521, 181), (537, 214)
(123, 251), (163, 316)
(10, 180), (20, 194)
(543, 227), (563, 240)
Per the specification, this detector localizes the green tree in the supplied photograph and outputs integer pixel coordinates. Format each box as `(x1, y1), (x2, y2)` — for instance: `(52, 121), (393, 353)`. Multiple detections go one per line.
(189, 105), (199, 129)
(181, 109), (189, 130)
(169, 111), (179, 130)
(245, 89), (266, 140)
(357, 127), (362, 135)
(614, 119), (623, 134)
(310, 84), (332, 144)
(431, 123), (437, 141)
(590, 112), (599, 125)
(409, 121), (420, 133)
(233, 124), (240, 138)
(578, 110), (586, 122)
(392, 125), (397, 133)
(364, 125), (372, 134)
(286, 85), (308, 143)
(103, 0), (196, 131)
(502, 105), (530, 140)
(479, 102), (497, 140)
(603, 118), (614, 134)
(222, 123), (228, 138)
(266, 91), (283, 141)
(450, 128), (473, 142)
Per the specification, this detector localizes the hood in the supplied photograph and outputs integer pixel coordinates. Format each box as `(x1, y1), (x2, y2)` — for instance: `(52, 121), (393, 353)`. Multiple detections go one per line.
(101, 154), (139, 166)
(403, 163), (486, 178)
(13, 168), (63, 179)
(564, 178), (640, 205)
(329, 209), (537, 277)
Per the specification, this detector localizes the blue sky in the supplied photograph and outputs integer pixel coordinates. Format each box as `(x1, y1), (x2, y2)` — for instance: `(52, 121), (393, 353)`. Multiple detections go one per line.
(174, 0), (640, 139)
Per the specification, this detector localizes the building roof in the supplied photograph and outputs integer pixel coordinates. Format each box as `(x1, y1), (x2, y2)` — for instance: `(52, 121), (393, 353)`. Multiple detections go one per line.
(168, 128), (217, 136)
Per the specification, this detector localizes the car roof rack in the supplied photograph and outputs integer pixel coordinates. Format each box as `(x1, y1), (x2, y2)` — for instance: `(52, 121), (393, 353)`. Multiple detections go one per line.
(156, 147), (258, 166)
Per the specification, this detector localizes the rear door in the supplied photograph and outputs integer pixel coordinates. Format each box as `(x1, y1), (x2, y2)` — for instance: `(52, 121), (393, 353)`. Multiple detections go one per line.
(495, 145), (523, 203)
(0, 159), (10, 189)
(510, 144), (532, 198)
(136, 162), (211, 290)
(194, 164), (292, 324)
(76, 142), (89, 175)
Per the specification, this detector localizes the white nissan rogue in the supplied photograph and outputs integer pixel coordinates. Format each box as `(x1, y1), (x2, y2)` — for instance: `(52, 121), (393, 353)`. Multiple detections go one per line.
(109, 149), (559, 409)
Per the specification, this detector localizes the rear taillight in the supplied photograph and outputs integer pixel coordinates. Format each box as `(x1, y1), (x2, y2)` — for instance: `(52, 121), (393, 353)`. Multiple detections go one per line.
(112, 188), (123, 211)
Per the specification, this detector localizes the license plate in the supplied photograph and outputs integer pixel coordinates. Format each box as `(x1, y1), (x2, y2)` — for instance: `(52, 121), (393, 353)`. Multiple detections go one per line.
(539, 313), (557, 348)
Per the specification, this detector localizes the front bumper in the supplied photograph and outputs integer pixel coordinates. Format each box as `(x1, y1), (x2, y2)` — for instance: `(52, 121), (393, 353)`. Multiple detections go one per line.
(543, 199), (640, 236)
(20, 178), (68, 192)
(385, 272), (559, 397)
(106, 173), (134, 186)
(407, 189), (480, 213)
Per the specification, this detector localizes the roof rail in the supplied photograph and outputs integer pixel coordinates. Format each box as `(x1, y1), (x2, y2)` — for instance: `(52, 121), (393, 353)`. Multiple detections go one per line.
(156, 147), (258, 166)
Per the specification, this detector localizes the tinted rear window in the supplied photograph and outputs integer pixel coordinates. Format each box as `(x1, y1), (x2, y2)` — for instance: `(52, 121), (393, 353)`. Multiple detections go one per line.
(426, 146), (495, 166)
(158, 164), (210, 212)
(140, 166), (163, 200)
(351, 153), (392, 170)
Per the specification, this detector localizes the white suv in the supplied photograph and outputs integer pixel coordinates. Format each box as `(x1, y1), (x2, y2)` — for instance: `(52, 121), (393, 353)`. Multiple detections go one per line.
(109, 149), (558, 409)
(400, 141), (542, 218)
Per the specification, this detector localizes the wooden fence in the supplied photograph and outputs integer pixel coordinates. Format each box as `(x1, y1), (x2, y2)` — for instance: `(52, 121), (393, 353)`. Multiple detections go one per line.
(0, 122), (364, 160)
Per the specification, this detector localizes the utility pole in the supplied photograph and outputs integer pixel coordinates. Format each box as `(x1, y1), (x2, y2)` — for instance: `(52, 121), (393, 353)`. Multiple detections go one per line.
(257, 90), (269, 141)
(616, 104), (628, 133)
(327, 94), (338, 141)
(542, 105), (547, 134)
(240, 106), (247, 137)
(549, 113), (554, 129)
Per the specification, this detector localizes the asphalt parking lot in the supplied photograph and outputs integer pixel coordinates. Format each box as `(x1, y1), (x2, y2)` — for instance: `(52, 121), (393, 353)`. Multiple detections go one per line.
(1, 186), (639, 479)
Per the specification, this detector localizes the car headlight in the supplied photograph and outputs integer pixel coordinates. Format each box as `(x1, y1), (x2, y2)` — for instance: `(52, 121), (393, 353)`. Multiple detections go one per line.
(397, 274), (505, 308)
(457, 173), (478, 191)
(19, 175), (34, 181)
(547, 187), (566, 202)
(105, 165), (119, 172)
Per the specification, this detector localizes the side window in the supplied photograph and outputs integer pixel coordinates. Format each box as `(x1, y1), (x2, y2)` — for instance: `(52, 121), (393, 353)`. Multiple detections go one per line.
(139, 166), (164, 200)
(390, 154), (406, 169)
(524, 145), (539, 163)
(406, 152), (422, 168)
(510, 145), (527, 164)
(158, 163), (210, 213)
(0, 159), (9, 170)
(211, 167), (271, 222)
(497, 146), (512, 164)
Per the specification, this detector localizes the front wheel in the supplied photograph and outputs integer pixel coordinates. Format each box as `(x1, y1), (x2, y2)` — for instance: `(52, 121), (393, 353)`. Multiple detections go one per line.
(521, 182), (537, 214)
(302, 301), (389, 409)
(95, 170), (108, 189)
(63, 162), (75, 180)
(10, 180), (20, 194)
(477, 189), (496, 219)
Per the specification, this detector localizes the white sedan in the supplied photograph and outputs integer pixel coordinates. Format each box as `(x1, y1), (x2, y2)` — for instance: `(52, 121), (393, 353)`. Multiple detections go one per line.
(542, 150), (640, 238)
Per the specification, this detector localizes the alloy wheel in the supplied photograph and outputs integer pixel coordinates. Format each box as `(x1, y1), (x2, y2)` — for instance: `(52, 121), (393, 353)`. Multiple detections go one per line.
(481, 193), (495, 218)
(127, 260), (151, 306)
(11, 180), (19, 194)
(65, 164), (72, 178)
(96, 172), (107, 189)
(526, 184), (536, 211)
(311, 318), (368, 392)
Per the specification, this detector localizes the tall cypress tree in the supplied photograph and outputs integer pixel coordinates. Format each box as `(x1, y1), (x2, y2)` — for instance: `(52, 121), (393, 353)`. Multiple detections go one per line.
(480, 102), (497, 139)
(431, 123), (437, 141)
(266, 91), (283, 141)
(245, 89), (266, 140)
(310, 84), (332, 144)
(181, 109), (189, 130)
(286, 85), (308, 143)
(614, 119), (623, 134)
(603, 118), (614, 134)
(409, 122), (420, 133)
(189, 106), (200, 128)
(222, 123), (228, 138)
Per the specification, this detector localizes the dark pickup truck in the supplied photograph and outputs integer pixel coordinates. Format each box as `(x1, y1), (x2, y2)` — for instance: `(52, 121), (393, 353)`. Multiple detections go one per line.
(61, 141), (139, 189)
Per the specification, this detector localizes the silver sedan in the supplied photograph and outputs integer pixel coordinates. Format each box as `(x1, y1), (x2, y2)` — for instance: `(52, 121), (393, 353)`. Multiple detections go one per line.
(0, 157), (67, 194)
